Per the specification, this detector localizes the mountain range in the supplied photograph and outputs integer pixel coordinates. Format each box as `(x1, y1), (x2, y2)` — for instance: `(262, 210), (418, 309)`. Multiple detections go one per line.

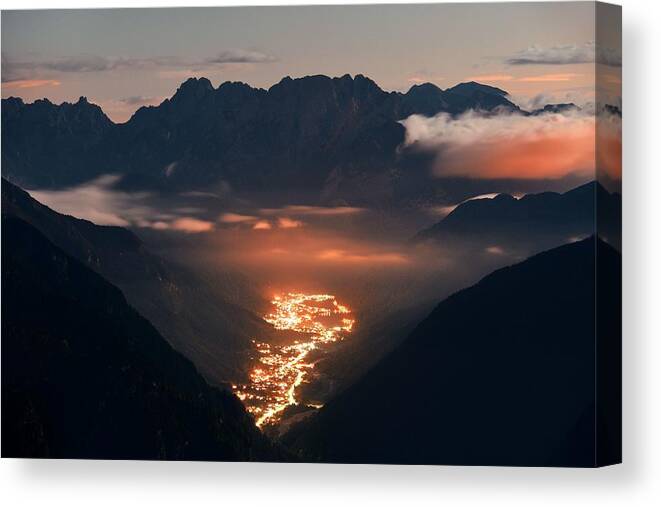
(3, 75), (542, 195)
(284, 237), (622, 466)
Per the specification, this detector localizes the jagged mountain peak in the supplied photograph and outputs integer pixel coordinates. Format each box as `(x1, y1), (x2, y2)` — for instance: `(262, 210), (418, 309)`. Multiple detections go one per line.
(171, 76), (214, 102)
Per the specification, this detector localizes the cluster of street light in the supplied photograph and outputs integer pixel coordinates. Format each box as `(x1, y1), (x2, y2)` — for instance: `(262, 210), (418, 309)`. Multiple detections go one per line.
(233, 293), (354, 427)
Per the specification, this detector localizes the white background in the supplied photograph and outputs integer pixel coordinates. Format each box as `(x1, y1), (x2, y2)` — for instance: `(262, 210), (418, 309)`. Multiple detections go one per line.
(0, 0), (659, 506)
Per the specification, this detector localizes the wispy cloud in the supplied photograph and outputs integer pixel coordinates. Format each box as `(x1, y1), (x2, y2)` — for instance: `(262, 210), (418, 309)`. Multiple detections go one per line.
(29, 174), (214, 233)
(180, 190), (222, 199)
(118, 95), (162, 106)
(517, 73), (580, 82)
(1, 49), (277, 83)
(466, 73), (580, 84)
(506, 41), (621, 67)
(2, 78), (61, 89)
(203, 49), (276, 64)
(30, 175), (147, 227)
(169, 217), (214, 233)
(217, 204), (364, 232)
(219, 212), (259, 224)
(260, 205), (365, 216)
(277, 217), (303, 229)
(316, 249), (408, 265)
(221, 213), (305, 230)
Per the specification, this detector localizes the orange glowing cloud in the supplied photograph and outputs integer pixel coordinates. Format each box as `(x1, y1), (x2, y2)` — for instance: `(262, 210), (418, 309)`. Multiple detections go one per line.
(260, 205), (365, 216)
(2, 79), (61, 89)
(464, 73), (579, 85)
(170, 217), (214, 233)
(277, 217), (303, 229)
(317, 249), (408, 265)
(253, 220), (272, 230)
(401, 110), (621, 180)
(219, 212), (258, 223)
(517, 73), (580, 82)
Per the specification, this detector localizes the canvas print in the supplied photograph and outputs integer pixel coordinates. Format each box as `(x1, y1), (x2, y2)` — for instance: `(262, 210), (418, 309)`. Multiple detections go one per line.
(1, 2), (621, 466)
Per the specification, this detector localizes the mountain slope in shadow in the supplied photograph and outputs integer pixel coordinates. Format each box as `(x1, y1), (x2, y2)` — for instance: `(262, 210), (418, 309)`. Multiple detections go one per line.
(284, 237), (621, 466)
(2, 178), (270, 384)
(1, 215), (285, 460)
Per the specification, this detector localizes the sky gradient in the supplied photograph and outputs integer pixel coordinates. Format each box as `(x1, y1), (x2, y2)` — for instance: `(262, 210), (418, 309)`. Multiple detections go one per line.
(1, 2), (618, 122)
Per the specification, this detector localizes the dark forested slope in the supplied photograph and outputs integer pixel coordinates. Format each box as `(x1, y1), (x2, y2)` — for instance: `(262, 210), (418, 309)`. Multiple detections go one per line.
(1, 215), (284, 460)
(285, 238), (621, 467)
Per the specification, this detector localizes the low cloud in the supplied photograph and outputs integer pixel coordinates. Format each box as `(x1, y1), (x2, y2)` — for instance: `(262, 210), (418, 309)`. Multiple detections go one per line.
(29, 174), (214, 233)
(252, 220), (272, 230)
(260, 205), (365, 216)
(218, 213), (304, 229)
(401, 109), (621, 181)
(506, 41), (621, 67)
(30, 175), (147, 227)
(169, 217), (214, 233)
(277, 217), (303, 229)
(317, 249), (408, 265)
(224, 215), (304, 230)
(219, 212), (258, 224)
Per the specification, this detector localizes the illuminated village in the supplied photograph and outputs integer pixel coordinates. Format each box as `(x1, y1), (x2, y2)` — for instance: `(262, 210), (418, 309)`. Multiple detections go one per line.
(233, 293), (354, 427)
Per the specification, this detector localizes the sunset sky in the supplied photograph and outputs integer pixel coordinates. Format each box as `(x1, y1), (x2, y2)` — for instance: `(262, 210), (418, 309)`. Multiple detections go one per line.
(2, 2), (620, 122)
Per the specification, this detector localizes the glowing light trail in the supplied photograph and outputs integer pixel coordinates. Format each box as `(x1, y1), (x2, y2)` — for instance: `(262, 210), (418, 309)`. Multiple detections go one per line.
(233, 293), (354, 427)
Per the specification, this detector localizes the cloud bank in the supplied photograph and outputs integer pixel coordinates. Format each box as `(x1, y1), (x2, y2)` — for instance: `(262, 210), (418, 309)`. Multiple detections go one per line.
(203, 49), (277, 64)
(1, 50), (276, 83)
(506, 41), (621, 67)
(401, 109), (621, 181)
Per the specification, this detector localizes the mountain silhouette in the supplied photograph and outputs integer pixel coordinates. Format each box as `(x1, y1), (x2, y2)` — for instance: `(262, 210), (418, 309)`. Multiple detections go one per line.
(415, 181), (622, 255)
(1, 214), (286, 460)
(2, 75), (521, 192)
(1, 178), (271, 384)
(284, 237), (621, 466)
(530, 103), (580, 115)
(443, 81), (520, 112)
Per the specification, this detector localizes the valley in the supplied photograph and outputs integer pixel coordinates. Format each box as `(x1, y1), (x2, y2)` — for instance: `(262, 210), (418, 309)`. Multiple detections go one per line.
(233, 292), (354, 428)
